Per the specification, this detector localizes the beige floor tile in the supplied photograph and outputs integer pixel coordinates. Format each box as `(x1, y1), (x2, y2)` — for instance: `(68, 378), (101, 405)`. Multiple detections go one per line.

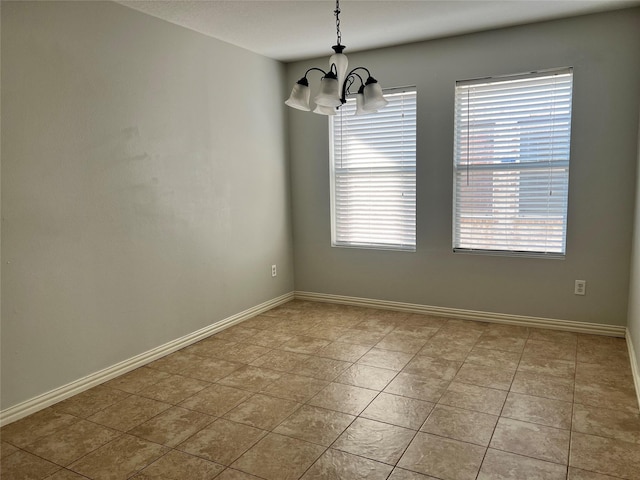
(1, 408), (80, 448)
(510, 371), (574, 402)
(574, 381), (639, 414)
(490, 417), (570, 465)
(484, 324), (531, 339)
(223, 393), (301, 430)
(478, 448), (567, 480)
(335, 364), (398, 390)
(249, 350), (310, 372)
(215, 326), (260, 342)
(529, 328), (578, 345)
(180, 356), (244, 383)
(0, 442), (19, 460)
(384, 373), (450, 403)
(403, 313), (449, 328)
(23, 419), (120, 466)
(573, 403), (640, 443)
(417, 340), (474, 362)
(68, 434), (168, 480)
(182, 337), (237, 359)
(454, 363), (514, 390)
(398, 432), (486, 480)
(464, 347), (521, 370)
(522, 339), (577, 362)
(260, 373), (330, 402)
(476, 335), (526, 353)
(575, 362), (634, 388)
(52, 385), (131, 419)
(308, 382), (378, 415)
(315, 341), (371, 362)
(333, 418), (415, 465)
(46, 469), (89, 479)
(337, 329), (387, 347)
(239, 314), (285, 330)
(217, 365), (282, 392)
(361, 392), (434, 430)
(290, 356), (353, 381)
(570, 431), (640, 479)
(87, 395), (171, 432)
(179, 383), (252, 416)
(128, 406), (214, 447)
(357, 348), (414, 371)
(0, 449), (60, 479)
(375, 331), (428, 354)
(304, 325), (351, 341)
(517, 356), (576, 379)
(502, 392), (572, 429)
(421, 404), (498, 446)
(137, 374), (209, 404)
(391, 325), (439, 340)
(215, 468), (264, 479)
(104, 367), (172, 393)
(177, 418), (266, 465)
(402, 355), (461, 380)
(567, 467), (624, 479)
(148, 351), (203, 374)
(441, 319), (488, 333)
(222, 344), (272, 364)
(388, 468), (440, 479)
(301, 448), (394, 479)
(274, 405), (355, 446)
(438, 381), (507, 415)
(138, 450), (225, 480)
(281, 335), (332, 354)
(245, 329), (293, 348)
(231, 433), (325, 480)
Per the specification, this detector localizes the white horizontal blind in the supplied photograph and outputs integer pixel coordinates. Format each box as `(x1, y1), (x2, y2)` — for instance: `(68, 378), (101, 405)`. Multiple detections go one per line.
(453, 69), (573, 256)
(330, 88), (417, 251)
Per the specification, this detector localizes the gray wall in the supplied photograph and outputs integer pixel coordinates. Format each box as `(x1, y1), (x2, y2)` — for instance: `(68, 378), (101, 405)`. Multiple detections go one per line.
(1, 1), (293, 409)
(628, 113), (640, 375)
(288, 9), (640, 326)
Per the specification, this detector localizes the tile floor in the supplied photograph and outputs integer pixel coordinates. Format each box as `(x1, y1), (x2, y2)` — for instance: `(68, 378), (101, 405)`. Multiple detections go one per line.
(2, 300), (640, 480)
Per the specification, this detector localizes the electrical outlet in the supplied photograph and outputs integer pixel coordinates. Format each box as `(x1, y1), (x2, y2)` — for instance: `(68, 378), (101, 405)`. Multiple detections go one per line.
(574, 280), (586, 296)
(271, 265), (277, 277)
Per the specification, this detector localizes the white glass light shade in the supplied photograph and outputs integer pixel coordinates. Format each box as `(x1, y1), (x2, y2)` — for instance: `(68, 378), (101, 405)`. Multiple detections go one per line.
(330, 52), (348, 91)
(313, 105), (337, 116)
(285, 82), (311, 111)
(356, 93), (377, 115)
(363, 80), (388, 111)
(314, 75), (342, 107)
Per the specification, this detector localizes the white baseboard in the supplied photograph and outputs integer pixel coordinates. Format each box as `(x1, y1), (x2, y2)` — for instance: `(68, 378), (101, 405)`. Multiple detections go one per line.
(0, 292), (294, 427)
(626, 328), (640, 410)
(294, 291), (626, 337)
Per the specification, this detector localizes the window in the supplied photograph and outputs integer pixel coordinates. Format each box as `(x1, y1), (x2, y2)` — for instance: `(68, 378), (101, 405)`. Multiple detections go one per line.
(453, 68), (573, 257)
(330, 88), (417, 251)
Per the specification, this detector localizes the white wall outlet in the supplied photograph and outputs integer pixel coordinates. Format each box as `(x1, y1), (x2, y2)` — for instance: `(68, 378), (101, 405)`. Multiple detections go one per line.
(271, 264), (277, 277)
(574, 280), (586, 295)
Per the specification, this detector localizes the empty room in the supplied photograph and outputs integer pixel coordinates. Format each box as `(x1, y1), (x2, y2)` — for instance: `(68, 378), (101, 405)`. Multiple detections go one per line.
(2, 1), (640, 479)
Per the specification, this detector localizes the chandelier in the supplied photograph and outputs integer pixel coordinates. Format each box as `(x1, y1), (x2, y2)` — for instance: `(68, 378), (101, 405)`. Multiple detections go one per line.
(285, 0), (388, 116)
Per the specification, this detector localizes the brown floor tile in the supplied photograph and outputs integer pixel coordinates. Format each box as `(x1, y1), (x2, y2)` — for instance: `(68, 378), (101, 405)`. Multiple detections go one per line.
(573, 403), (640, 443)
(522, 339), (577, 362)
(475, 335), (526, 353)
(517, 356), (576, 379)
(438, 381), (507, 415)
(478, 448), (567, 480)
(223, 393), (301, 430)
(403, 314), (449, 328)
(179, 383), (252, 416)
(281, 335), (332, 354)
(215, 326), (260, 342)
(87, 395), (171, 432)
(337, 329), (387, 347)
(304, 325), (351, 341)
(23, 419), (120, 466)
(104, 367), (172, 393)
(577, 342), (630, 368)
(357, 348), (414, 371)
(222, 344), (272, 364)
(128, 406), (214, 447)
(217, 365), (282, 392)
(1, 408), (80, 448)
(315, 341), (371, 362)
(136, 373), (209, 404)
(0, 449), (60, 479)
(502, 392), (572, 429)
(484, 324), (531, 339)
(421, 404), (498, 446)
(0, 442), (19, 460)
(362, 392), (434, 430)
(290, 356), (353, 381)
(301, 448), (393, 479)
(335, 364), (398, 390)
(510, 371), (574, 402)
(574, 381), (639, 414)
(52, 386), (131, 419)
(570, 431), (640, 479)
(332, 418), (415, 465)
(249, 350), (310, 372)
(575, 362), (634, 388)
(231, 433), (325, 480)
(46, 470), (89, 479)
(464, 347), (521, 370)
(245, 329), (293, 348)
(68, 434), (168, 480)
(384, 373), (450, 403)
(274, 405), (355, 446)
(388, 468), (440, 479)
(148, 351), (203, 374)
(490, 417), (570, 465)
(375, 332), (428, 354)
(177, 418), (266, 465)
(391, 324), (439, 339)
(441, 319), (488, 333)
(403, 355), (461, 380)
(240, 314), (286, 330)
(567, 467), (624, 479)
(180, 356), (244, 383)
(529, 328), (578, 345)
(454, 363), (514, 390)
(418, 340), (474, 362)
(398, 432), (486, 480)
(182, 337), (237, 359)
(215, 469), (264, 480)
(308, 382), (378, 415)
(261, 373), (330, 402)
(138, 449), (225, 480)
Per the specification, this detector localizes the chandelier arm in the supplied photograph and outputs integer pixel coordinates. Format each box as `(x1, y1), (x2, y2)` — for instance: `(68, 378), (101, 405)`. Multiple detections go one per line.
(340, 68), (370, 103)
(304, 67), (329, 79)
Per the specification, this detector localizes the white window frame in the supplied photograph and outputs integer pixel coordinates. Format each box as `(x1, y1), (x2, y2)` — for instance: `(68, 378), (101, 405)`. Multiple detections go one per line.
(453, 68), (573, 258)
(330, 87), (417, 252)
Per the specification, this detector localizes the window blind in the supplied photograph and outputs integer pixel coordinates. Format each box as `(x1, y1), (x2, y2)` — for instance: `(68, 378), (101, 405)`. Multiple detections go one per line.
(330, 88), (417, 251)
(453, 68), (573, 257)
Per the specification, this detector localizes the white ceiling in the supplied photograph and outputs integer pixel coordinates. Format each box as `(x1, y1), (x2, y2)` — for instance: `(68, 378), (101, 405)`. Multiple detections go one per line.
(118, 0), (640, 62)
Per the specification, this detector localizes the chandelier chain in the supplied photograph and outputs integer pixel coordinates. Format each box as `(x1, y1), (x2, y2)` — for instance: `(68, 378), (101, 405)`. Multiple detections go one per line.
(334, 0), (341, 45)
